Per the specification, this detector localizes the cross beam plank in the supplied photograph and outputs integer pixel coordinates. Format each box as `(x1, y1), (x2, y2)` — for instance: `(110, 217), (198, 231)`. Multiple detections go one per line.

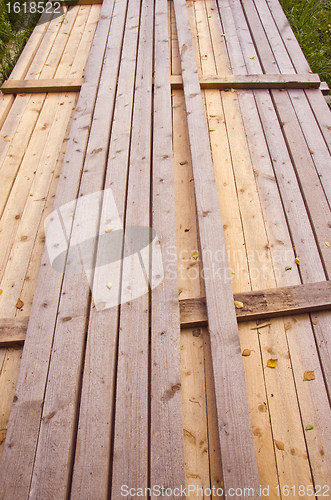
(3, 281), (330, 346)
(170, 73), (321, 89)
(1, 74), (321, 95)
(1, 78), (83, 94)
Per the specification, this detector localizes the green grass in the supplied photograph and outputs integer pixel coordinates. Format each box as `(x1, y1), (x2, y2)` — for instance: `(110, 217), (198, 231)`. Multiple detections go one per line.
(0, 0), (40, 83)
(279, 0), (331, 90)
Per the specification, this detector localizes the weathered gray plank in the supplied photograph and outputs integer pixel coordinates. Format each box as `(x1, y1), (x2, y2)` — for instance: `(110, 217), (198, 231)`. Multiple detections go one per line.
(170, 73), (321, 89)
(180, 281), (331, 327)
(150, 0), (185, 490)
(110, 0), (154, 495)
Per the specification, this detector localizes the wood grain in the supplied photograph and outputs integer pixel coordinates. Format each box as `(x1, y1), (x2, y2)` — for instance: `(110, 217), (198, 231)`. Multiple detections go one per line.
(1, 78), (83, 93)
(173, 0), (260, 493)
(170, 73), (321, 89)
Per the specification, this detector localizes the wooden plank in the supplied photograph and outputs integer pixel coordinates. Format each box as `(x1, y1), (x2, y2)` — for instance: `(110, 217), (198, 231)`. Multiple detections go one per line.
(150, 0), (185, 490)
(110, 0), (153, 495)
(242, 1), (331, 270)
(170, 73), (321, 89)
(0, 318), (29, 347)
(1, 78), (83, 94)
(180, 281), (331, 327)
(0, 0), (118, 495)
(70, 0), (141, 496)
(10, 279), (331, 339)
(172, 0), (261, 494)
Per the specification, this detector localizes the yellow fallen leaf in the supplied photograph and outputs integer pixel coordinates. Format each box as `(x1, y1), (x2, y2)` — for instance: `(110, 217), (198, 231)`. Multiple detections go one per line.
(242, 349), (252, 356)
(105, 227), (114, 233)
(250, 56), (255, 59)
(326, 242), (330, 247)
(295, 257), (300, 265)
(106, 283), (112, 289)
(305, 424), (314, 431)
(4, 137), (10, 142)
(0, 289), (2, 295)
(303, 370), (315, 381)
(275, 440), (284, 451)
(312, 320), (318, 325)
(192, 250), (199, 260)
(234, 300), (244, 309)
(267, 358), (278, 368)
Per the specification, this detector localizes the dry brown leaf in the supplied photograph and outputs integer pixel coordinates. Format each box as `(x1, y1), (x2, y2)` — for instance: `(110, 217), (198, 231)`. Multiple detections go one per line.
(312, 320), (318, 325)
(16, 298), (24, 309)
(242, 349), (252, 356)
(234, 300), (244, 309)
(275, 440), (284, 451)
(267, 358), (278, 368)
(303, 370), (315, 381)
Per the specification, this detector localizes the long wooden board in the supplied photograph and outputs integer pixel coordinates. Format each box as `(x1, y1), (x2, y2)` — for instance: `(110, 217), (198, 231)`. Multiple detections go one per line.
(110, 0), (154, 495)
(6, 280), (331, 344)
(173, 0), (261, 494)
(1, 78), (83, 93)
(180, 281), (331, 327)
(0, 0), (118, 496)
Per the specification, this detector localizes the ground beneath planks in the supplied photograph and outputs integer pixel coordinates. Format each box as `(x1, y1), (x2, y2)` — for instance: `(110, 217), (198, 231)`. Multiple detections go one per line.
(1, 0), (331, 497)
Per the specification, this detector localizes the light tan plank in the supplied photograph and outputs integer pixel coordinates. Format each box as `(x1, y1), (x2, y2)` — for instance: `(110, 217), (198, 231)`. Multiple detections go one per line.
(170, 73), (321, 89)
(150, 0), (185, 490)
(180, 281), (331, 327)
(70, 0), (141, 496)
(0, 318), (28, 347)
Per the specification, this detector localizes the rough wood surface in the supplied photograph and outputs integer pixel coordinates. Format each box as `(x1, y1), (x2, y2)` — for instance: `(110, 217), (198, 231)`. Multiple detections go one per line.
(180, 281), (331, 327)
(173, 0), (261, 494)
(150, 0), (185, 491)
(170, 73), (320, 89)
(110, 0), (153, 495)
(1, 78), (83, 93)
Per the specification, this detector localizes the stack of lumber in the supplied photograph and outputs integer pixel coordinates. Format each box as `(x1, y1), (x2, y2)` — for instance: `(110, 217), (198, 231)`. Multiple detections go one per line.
(0, 0), (331, 498)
